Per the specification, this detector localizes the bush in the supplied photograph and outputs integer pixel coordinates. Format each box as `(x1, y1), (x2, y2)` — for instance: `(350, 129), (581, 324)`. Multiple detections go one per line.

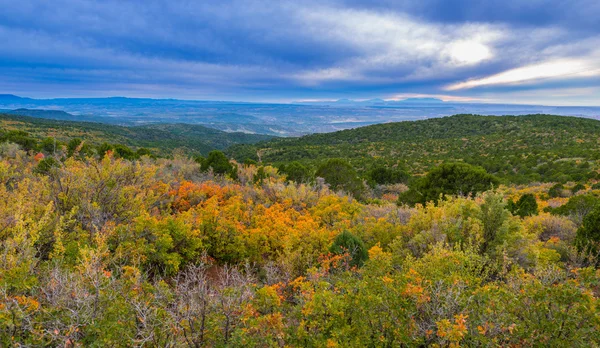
(575, 206), (600, 260)
(97, 143), (113, 157)
(367, 166), (409, 185)
(113, 144), (137, 160)
(329, 231), (368, 267)
(508, 193), (539, 218)
(316, 159), (364, 198)
(201, 150), (234, 176)
(280, 161), (311, 183)
(35, 157), (60, 174)
(572, 183), (586, 194)
(548, 183), (567, 198)
(550, 194), (600, 225)
(400, 162), (499, 206)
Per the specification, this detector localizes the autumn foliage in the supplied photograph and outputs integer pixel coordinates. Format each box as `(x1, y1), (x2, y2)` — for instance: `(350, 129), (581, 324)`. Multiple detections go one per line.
(0, 144), (599, 346)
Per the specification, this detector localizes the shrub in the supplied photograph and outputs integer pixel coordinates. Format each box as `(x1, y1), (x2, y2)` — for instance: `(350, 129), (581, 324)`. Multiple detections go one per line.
(508, 194), (539, 218)
(280, 161), (311, 184)
(399, 162), (499, 206)
(548, 183), (567, 198)
(316, 159), (364, 198)
(571, 183), (586, 194)
(330, 231), (368, 267)
(201, 150), (234, 176)
(367, 166), (409, 186)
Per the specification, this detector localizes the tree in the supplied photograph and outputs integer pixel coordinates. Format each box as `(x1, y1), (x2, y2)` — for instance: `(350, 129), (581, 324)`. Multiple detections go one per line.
(315, 159), (364, 198)
(135, 148), (153, 158)
(67, 138), (83, 157)
(280, 161), (311, 184)
(571, 183), (585, 194)
(113, 144), (137, 160)
(508, 194), (538, 218)
(548, 183), (566, 198)
(367, 165), (408, 186)
(329, 231), (368, 267)
(551, 194), (600, 224)
(40, 137), (58, 154)
(399, 162), (499, 206)
(35, 157), (59, 175)
(479, 192), (511, 254)
(97, 143), (113, 157)
(575, 205), (600, 260)
(201, 151), (234, 176)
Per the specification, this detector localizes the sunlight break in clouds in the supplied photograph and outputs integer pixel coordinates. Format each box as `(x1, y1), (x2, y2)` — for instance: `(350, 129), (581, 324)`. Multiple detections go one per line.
(448, 40), (492, 65)
(292, 6), (501, 84)
(445, 58), (600, 90)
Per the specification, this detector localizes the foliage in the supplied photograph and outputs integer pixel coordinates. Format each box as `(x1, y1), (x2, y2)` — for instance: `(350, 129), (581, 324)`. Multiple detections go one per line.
(508, 193), (539, 218)
(575, 205), (600, 259)
(279, 161), (311, 183)
(367, 165), (408, 185)
(329, 231), (368, 267)
(2, 114), (600, 345)
(315, 158), (364, 198)
(229, 114), (600, 184)
(550, 194), (600, 225)
(400, 162), (499, 206)
(549, 183), (567, 198)
(201, 150), (235, 176)
(0, 113), (273, 156)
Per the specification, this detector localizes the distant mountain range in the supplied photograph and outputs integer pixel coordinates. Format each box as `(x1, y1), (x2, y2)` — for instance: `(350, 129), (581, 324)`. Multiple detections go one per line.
(1, 95), (599, 136)
(296, 97), (446, 106)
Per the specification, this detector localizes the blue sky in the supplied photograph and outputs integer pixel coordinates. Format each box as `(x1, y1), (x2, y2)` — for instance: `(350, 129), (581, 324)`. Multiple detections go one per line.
(1, 0), (599, 105)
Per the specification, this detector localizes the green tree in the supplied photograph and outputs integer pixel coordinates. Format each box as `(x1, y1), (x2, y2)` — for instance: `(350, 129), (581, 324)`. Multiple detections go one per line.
(40, 137), (58, 154)
(201, 150), (234, 175)
(508, 193), (539, 218)
(479, 191), (511, 254)
(136, 147), (153, 158)
(97, 142), (113, 157)
(400, 162), (499, 206)
(551, 194), (600, 224)
(572, 183), (585, 194)
(113, 144), (137, 160)
(548, 183), (566, 198)
(253, 166), (268, 185)
(280, 161), (311, 183)
(316, 159), (364, 198)
(35, 157), (59, 175)
(367, 165), (408, 185)
(329, 231), (368, 267)
(575, 206), (600, 261)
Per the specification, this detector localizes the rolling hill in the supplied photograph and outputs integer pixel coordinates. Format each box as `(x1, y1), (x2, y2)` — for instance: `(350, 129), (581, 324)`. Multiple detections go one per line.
(227, 114), (600, 183)
(0, 113), (274, 155)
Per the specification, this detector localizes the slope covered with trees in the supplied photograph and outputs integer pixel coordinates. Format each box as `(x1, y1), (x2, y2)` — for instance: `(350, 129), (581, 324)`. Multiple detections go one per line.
(0, 113), (273, 156)
(229, 114), (600, 184)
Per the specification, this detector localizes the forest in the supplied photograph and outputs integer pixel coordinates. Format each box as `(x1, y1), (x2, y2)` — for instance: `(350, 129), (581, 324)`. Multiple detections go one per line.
(229, 114), (600, 184)
(0, 113), (273, 156)
(1, 114), (600, 346)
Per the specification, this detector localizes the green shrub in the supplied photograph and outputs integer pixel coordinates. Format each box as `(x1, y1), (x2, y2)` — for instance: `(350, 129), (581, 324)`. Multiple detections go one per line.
(329, 231), (368, 267)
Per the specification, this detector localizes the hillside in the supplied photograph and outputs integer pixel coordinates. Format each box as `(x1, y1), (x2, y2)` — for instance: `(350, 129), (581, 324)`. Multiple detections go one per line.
(2, 126), (600, 346)
(228, 114), (600, 183)
(0, 113), (273, 155)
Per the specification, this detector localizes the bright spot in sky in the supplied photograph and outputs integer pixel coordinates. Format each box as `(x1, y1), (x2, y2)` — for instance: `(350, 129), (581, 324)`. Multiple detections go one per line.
(445, 59), (598, 90)
(449, 41), (492, 65)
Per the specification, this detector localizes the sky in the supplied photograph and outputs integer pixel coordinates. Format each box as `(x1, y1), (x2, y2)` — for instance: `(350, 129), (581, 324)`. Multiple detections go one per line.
(1, 0), (600, 105)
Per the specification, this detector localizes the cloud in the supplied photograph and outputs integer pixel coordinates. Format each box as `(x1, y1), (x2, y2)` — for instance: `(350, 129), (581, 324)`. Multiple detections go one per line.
(445, 59), (600, 90)
(0, 0), (598, 103)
